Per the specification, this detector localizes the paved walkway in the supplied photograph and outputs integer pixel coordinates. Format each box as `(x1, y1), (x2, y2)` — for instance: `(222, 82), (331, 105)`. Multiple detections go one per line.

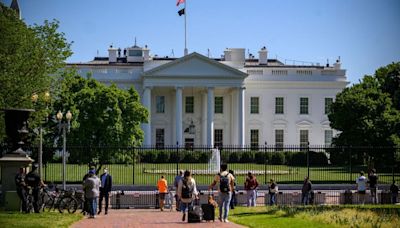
(71, 209), (245, 228)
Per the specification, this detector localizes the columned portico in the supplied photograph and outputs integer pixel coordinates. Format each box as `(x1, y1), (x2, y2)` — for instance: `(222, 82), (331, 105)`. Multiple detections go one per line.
(206, 87), (214, 147)
(175, 87), (183, 146)
(142, 86), (152, 146)
(238, 87), (245, 147)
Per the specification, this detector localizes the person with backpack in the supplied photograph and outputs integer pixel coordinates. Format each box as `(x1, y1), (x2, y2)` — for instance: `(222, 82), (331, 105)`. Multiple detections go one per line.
(244, 172), (259, 207)
(301, 176), (312, 205)
(177, 170), (198, 222)
(208, 164), (235, 223)
(268, 179), (278, 206)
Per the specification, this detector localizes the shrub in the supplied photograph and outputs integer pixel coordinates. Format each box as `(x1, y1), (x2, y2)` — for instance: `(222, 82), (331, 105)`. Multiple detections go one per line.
(271, 152), (285, 165)
(254, 151), (270, 164)
(229, 152), (241, 163)
(240, 151), (255, 163)
(155, 151), (170, 163)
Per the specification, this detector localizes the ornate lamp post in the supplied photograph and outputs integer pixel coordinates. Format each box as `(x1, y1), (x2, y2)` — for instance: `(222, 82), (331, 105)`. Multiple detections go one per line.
(31, 91), (50, 178)
(56, 110), (72, 190)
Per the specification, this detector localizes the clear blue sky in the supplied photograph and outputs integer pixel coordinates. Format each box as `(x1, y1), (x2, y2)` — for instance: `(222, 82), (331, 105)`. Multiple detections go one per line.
(2, 0), (399, 84)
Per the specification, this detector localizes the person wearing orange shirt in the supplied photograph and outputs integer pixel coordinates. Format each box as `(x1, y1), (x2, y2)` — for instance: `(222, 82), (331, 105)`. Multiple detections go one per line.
(157, 175), (168, 211)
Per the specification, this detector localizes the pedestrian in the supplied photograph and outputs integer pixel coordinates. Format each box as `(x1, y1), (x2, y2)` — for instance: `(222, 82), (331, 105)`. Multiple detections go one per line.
(244, 172), (259, 207)
(229, 170), (237, 209)
(301, 176), (312, 205)
(268, 179), (278, 206)
(15, 167), (27, 213)
(368, 168), (378, 204)
(356, 171), (367, 205)
(390, 180), (399, 204)
(174, 170), (184, 211)
(157, 175), (168, 211)
(98, 167), (112, 215)
(208, 164), (235, 223)
(82, 166), (96, 215)
(83, 169), (100, 218)
(25, 163), (45, 213)
(177, 170), (199, 222)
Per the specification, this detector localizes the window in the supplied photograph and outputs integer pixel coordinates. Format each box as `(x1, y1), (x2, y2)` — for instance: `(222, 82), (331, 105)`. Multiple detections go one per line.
(185, 138), (194, 150)
(214, 129), (223, 149)
(128, 50), (142, 57)
(275, 129), (284, 151)
(156, 96), (165, 113)
(250, 97), (259, 114)
(275, 97), (284, 114)
(156, 128), (165, 149)
(325, 130), (333, 146)
(185, 96), (194, 113)
(215, 97), (223, 114)
(325, 98), (333, 114)
(300, 97), (309, 114)
(300, 130), (309, 149)
(250, 129), (259, 150)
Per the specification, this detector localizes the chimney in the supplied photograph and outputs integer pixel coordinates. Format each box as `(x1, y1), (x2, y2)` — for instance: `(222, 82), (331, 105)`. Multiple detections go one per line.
(258, 46), (268, 65)
(333, 56), (341, 69)
(108, 45), (117, 63)
(143, 45), (150, 61)
(224, 48), (232, 61)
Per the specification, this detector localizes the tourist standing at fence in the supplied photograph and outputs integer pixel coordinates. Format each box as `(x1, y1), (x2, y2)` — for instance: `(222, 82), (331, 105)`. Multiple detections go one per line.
(25, 163), (45, 213)
(356, 171), (367, 205)
(15, 167), (27, 213)
(229, 170), (237, 209)
(301, 176), (312, 205)
(83, 170), (100, 218)
(268, 179), (278, 206)
(157, 175), (168, 211)
(209, 164), (235, 223)
(390, 181), (399, 204)
(174, 170), (184, 211)
(82, 166), (96, 215)
(177, 170), (198, 221)
(98, 168), (112, 215)
(244, 172), (259, 207)
(368, 168), (378, 204)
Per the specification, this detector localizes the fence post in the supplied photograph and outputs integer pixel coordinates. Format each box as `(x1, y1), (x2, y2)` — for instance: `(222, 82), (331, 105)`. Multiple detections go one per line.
(349, 146), (352, 183)
(264, 141), (267, 185)
(132, 146), (135, 185)
(176, 141), (179, 176)
(393, 148), (396, 183)
(307, 142), (310, 178)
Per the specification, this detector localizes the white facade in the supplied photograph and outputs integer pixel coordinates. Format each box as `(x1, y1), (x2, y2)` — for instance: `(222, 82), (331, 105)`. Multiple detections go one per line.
(69, 45), (348, 147)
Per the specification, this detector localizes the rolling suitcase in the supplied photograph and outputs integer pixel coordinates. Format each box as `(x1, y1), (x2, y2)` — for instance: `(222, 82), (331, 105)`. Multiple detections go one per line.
(201, 204), (215, 222)
(188, 205), (203, 223)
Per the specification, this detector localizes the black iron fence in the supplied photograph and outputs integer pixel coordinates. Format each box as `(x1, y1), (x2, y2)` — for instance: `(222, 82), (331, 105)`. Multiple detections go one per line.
(1, 145), (399, 186)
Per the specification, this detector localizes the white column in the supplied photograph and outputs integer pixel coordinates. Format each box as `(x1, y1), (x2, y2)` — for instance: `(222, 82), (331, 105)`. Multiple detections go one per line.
(202, 92), (207, 145)
(207, 87), (214, 147)
(176, 87), (183, 146)
(238, 87), (245, 147)
(142, 87), (151, 146)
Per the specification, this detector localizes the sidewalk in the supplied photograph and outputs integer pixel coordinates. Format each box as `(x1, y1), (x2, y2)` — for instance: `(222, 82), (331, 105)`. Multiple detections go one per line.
(71, 209), (245, 228)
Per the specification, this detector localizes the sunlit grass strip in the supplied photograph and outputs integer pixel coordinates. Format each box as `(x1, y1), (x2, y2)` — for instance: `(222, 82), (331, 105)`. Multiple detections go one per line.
(0, 211), (83, 228)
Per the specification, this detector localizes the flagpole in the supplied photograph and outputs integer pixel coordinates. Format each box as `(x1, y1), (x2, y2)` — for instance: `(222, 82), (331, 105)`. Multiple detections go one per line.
(184, 0), (188, 56)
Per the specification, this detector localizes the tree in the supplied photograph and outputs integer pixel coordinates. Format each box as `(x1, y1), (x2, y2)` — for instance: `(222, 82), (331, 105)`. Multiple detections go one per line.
(0, 3), (72, 141)
(328, 62), (400, 165)
(50, 71), (148, 163)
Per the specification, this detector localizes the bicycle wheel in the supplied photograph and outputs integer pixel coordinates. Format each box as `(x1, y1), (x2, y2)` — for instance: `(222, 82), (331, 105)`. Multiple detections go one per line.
(58, 197), (72, 213)
(26, 195), (34, 213)
(46, 197), (55, 212)
(67, 198), (79, 214)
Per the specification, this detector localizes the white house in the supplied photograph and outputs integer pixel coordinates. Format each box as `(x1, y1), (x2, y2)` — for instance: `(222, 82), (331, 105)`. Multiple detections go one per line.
(68, 44), (348, 148)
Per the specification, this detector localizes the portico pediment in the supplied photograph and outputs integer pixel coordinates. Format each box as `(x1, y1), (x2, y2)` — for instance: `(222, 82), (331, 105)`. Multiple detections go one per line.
(142, 52), (247, 79)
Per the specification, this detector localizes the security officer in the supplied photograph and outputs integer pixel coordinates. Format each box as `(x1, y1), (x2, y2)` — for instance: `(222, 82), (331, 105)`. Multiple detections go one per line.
(15, 167), (27, 212)
(25, 163), (45, 213)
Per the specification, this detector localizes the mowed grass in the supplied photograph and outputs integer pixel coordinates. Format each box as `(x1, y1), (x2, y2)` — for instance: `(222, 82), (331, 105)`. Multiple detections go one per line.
(42, 163), (399, 185)
(0, 211), (83, 228)
(229, 205), (400, 228)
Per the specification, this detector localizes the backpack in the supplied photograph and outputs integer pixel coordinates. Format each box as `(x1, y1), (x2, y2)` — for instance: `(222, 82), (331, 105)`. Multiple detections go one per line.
(181, 179), (193, 199)
(219, 174), (230, 193)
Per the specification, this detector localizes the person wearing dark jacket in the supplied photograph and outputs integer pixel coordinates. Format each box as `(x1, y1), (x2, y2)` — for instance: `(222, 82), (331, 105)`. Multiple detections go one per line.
(15, 167), (27, 212)
(301, 176), (312, 205)
(390, 181), (399, 204)
(25, 163), (45, 213)
(98, 168), (112, 215)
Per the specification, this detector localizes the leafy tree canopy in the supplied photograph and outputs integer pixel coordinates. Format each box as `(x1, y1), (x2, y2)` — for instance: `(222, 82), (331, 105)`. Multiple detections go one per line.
(49, 71), (148, 163)
(0, 3), (72, 141)
(329, 62), (400, 160)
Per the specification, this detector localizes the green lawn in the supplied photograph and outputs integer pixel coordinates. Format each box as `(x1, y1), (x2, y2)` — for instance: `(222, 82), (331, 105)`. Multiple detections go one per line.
(41, 163), (399, 186)
(0, 211), (83, 228)
(229, 205), (400, 228)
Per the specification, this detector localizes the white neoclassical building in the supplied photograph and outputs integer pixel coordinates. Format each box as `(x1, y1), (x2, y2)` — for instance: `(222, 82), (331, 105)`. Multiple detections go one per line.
(69, 44), (348, 147)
